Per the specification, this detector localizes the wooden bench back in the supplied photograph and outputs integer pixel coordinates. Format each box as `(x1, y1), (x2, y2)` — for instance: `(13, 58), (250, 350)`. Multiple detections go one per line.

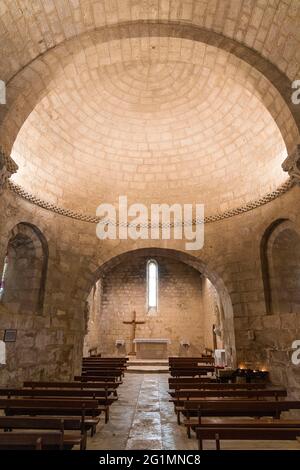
(0, 398), (100, 417)
(0, 416), (82, 431)
(184, 399), (300, 417)
(196, 427), (300, 450)
(169, 382), (266, 390)
(74, 376), (120, 382)
(81, 369), (123, 375)
(0, 388), (116, 400)
(82, 358), (127, 362)
(170, 367), (215, 377)
(0, 431), (64, 450)
(24, 381), (119, 389)
(169, 356), (214, 364)
(169, 377), (216, 384)
(171, 389), (287, 399)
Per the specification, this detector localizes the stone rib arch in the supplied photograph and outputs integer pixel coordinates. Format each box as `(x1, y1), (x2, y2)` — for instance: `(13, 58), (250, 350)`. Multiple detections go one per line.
(0, 22), (297, 219)
(1, 22), (299, 158)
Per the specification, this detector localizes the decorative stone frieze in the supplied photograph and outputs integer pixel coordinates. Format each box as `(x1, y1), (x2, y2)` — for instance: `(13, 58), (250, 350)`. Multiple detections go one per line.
(8, 178), (293, 225)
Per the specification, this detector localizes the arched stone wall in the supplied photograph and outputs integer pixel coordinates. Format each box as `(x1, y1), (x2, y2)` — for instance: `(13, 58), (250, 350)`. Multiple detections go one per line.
(0, 178), (299, 389)
(261, 219), (300, 315)
(1, 222), (48, 315)
(84, 247), (236, 366)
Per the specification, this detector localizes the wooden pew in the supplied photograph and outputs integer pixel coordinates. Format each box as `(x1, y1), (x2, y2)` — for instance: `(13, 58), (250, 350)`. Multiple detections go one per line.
(195, 426), (300, 450)
(75, 375), (122, 383)
(81, 369), (123, 381)
(169, 366), (215, 377)
(83, 356), (128, 361)
(0, 431), (64, 450)
(170, 388), (287, 405)
(82, 365), (126, 370)
(0, 398), (101, 422)
(169, 356), (215, 365)
(169, 381), (267, 390)
(82, 359), (127, 368)
(169, 377), (217, 386)
(0, 388), (116, 423)
(82, 359), (127, 365)
(81, 368), (126, 375)
(0, 416), (86, 449)
(24, 381), (120, 397)
(1, 389), (115, 423)
(182, 400), (300, 437)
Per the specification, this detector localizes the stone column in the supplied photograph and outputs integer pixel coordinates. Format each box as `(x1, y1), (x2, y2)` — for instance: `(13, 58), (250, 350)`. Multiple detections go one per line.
(0, 148), (18, 277)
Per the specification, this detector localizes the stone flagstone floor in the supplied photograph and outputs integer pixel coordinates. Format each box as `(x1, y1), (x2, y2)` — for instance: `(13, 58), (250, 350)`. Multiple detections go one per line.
(87, 374), (300, 450)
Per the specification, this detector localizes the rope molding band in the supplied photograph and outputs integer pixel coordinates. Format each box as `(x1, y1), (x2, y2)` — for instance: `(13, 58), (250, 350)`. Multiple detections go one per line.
(7, 179), (294, 225)
(6, 179), (294, 226)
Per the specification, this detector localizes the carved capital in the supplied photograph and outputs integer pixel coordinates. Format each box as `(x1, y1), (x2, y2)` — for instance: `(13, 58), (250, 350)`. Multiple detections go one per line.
(282, 144), (300, 184)
(0, 148), (18, 194)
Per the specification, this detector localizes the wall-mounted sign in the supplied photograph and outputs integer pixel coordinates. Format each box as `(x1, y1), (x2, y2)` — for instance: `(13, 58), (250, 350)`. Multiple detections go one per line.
(3, 329), (17, 342)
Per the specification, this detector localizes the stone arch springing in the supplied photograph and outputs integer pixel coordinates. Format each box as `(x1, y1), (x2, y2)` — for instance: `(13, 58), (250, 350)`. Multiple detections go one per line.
(261, 219), (300, 315)
(1, 222), (48, 314)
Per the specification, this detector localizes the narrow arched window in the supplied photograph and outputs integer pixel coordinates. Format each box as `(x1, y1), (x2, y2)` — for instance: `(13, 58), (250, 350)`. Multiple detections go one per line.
(0, 255), (8, 300)
(147, 259), (158, 311)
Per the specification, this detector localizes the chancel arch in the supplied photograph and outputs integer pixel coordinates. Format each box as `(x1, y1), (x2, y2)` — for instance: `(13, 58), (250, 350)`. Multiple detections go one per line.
(83, 248), (235, 365)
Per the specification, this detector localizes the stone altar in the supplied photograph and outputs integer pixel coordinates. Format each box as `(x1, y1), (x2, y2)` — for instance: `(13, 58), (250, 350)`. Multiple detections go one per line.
(133, 338), (170, 359)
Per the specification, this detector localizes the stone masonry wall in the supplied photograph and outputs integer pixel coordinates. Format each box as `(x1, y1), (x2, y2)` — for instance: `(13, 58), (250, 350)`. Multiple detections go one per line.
(0, 185), (300, 398)
(84, 256), (218, 357)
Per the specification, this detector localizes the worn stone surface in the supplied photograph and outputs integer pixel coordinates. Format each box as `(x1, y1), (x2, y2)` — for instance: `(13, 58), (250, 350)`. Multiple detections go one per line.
(87, 373), (300, 450)
(1, 185), (300, 394)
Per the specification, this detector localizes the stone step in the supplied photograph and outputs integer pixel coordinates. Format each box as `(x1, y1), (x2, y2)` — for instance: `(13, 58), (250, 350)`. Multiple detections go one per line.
(127, 359), (168, 367)
(126, 365), (169, 374)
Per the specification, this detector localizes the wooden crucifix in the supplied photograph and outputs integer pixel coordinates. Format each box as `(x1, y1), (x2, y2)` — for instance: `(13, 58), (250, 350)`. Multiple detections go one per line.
(123, 310), (145, 355)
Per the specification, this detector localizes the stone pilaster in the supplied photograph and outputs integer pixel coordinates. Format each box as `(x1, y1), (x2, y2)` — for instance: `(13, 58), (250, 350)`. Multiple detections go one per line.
(0, 148), (18, 194)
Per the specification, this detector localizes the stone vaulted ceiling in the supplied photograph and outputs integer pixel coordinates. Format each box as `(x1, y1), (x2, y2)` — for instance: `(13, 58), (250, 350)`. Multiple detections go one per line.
(0, 1), (299, 215)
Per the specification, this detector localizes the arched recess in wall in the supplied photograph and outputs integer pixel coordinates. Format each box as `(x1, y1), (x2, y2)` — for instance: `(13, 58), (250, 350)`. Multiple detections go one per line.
(1, 222), (48, 315)
(261, 219), (300, 315)
(85, 248), (236, 366)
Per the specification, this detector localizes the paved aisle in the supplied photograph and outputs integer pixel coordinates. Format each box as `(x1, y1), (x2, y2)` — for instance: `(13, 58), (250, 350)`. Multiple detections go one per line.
(87, 374), (300, 450)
